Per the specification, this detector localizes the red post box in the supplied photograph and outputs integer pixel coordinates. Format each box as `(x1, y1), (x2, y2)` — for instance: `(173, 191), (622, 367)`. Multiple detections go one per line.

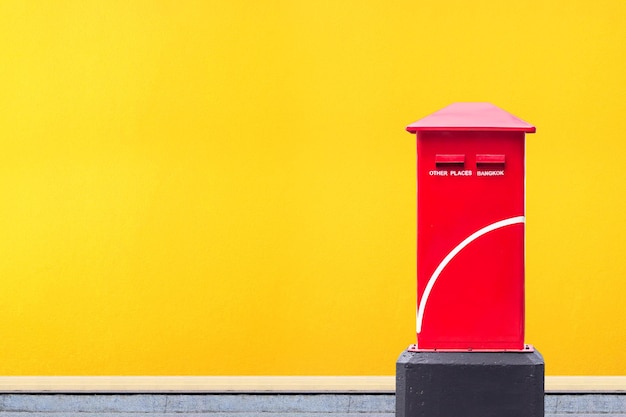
(406, 103), (535, 351)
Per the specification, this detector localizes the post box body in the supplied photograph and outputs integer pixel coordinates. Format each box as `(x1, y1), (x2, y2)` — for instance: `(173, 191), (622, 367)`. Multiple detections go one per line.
(407, 103), (535, 350)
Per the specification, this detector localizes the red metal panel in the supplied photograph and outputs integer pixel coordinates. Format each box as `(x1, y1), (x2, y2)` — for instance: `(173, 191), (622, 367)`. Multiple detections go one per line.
(414, 128), (530, 351)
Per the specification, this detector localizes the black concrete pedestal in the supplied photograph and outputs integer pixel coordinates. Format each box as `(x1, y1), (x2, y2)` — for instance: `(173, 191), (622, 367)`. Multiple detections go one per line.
(396, 349), (544, 417)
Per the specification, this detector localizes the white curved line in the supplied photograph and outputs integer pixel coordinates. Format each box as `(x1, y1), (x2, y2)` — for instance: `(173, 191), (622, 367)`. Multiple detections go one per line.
(416, 216), (525, 333)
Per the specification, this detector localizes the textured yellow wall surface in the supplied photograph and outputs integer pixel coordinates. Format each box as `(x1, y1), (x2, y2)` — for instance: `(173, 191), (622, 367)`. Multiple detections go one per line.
(0, 0), (624, 375)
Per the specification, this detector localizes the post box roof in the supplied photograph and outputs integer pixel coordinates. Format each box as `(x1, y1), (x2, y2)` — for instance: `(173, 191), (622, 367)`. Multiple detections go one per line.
(406, 102), (536, 133)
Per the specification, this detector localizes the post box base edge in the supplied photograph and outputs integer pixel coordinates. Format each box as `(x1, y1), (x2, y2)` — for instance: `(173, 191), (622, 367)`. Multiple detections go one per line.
(396, 347), (545, 417)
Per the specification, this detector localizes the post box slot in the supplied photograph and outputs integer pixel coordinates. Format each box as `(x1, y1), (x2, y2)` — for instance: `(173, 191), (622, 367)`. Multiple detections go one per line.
(435, 154), (465, 166)
(476, 154), (505, 166)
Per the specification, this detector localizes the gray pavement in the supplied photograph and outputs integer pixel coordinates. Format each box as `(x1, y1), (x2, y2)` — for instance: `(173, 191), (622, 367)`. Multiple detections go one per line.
(0, 393), (623, 415)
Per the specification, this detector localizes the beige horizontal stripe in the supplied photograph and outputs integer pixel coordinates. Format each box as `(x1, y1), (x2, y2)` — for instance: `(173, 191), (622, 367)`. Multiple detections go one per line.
(546, 376), (626, 392)
(0, 376), (391, 392)
(0, 376), (623, 393)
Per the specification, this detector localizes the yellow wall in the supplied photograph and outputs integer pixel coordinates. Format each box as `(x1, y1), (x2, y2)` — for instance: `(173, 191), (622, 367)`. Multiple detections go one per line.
(0, 0), (624, 376)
